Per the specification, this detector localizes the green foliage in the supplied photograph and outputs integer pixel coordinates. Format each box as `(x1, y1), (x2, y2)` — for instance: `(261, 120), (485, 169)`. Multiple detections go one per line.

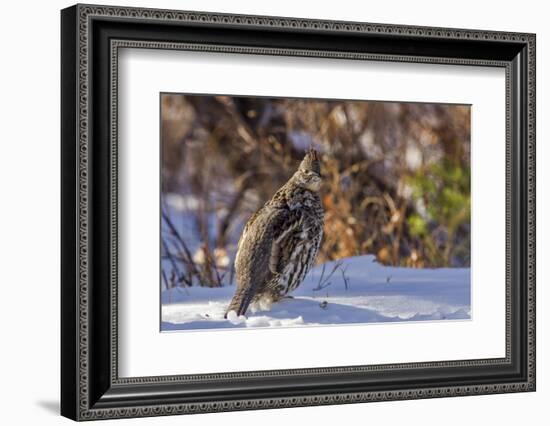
(406, 156), (470, 266)
(408, 213), (427, 237)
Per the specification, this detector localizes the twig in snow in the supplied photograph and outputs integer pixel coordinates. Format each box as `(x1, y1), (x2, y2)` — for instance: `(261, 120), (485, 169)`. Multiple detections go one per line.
(162, 205), (229, 288)
(161, 269), (170, 290)
(340, 265), (350, 290)
(162, 209), (200, 278)
(312, 260), (344, 292)
(315, 264), (326, 289)
(161, 238), (191, 287)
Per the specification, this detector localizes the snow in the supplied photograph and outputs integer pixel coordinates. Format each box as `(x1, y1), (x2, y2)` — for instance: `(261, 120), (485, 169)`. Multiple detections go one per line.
(161, 255), (471, 331)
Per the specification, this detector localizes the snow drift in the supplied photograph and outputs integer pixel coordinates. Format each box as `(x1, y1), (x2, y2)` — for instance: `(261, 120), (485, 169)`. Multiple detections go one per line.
(161, 255), (470, 331)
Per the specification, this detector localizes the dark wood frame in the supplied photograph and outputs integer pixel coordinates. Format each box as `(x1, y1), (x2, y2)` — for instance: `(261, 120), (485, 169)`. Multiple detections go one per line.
(61, 3), (536, 421)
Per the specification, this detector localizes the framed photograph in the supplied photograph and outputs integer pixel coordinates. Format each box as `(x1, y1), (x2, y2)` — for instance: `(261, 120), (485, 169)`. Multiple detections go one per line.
(61, 4), (536, 421)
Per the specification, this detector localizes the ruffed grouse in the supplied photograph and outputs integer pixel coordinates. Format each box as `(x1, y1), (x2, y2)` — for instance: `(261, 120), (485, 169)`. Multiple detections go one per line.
(225, 149), (324, 317)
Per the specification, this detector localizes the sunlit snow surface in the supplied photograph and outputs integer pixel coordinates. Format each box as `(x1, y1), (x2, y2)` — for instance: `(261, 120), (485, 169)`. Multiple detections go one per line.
(161, 255), (470, 331)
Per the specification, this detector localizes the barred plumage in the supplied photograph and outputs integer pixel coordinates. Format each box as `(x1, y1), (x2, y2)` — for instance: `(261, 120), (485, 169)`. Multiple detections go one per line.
(225, 149), (324, 317)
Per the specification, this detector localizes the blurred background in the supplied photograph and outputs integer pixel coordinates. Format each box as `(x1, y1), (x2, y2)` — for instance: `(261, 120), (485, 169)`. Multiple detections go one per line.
(161, 93), (470, 290)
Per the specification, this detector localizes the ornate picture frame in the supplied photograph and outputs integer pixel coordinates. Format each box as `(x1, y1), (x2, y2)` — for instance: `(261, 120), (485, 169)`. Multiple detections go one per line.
(61, 4), (535, 420)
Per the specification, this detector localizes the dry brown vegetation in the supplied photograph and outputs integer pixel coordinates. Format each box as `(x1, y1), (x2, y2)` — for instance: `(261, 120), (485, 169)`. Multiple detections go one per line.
(161, 93), (470, 288)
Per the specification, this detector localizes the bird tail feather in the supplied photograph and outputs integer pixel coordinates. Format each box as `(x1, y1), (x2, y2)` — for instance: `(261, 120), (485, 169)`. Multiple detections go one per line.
(225, 289), (254, 318)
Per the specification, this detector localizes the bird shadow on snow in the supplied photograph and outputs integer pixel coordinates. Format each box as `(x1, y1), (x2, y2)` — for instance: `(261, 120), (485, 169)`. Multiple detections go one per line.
(161, 297), (399, 331)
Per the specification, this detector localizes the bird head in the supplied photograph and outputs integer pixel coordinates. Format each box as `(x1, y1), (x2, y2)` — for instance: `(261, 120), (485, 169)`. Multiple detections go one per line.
(294, 149), (322, 192)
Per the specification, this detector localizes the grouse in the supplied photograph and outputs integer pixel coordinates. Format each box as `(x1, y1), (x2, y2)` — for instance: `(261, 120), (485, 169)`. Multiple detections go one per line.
(225, 149), (324, 317)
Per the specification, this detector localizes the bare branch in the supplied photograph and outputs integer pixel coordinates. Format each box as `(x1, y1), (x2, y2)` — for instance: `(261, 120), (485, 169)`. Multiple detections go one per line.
(312, 260), (344, 292)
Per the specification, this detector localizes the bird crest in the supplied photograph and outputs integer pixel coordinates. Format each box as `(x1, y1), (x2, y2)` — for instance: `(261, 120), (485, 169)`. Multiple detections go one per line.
(299, 148), (321, 175)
